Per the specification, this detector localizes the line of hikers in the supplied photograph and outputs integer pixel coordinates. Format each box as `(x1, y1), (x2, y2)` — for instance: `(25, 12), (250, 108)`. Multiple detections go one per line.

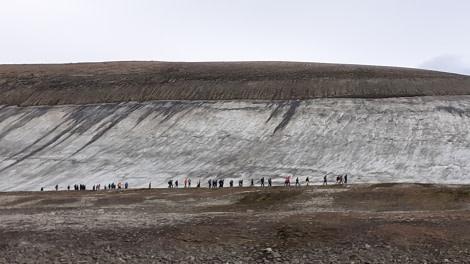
(166, 174), (350, 189)
(167, 179), (202, 188)
(43, 174), (349, 191)
(43, 182), (130, 191)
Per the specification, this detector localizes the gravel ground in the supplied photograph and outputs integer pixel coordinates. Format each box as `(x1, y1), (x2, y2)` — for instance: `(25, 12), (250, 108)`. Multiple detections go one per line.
(1, 183), (470, 263)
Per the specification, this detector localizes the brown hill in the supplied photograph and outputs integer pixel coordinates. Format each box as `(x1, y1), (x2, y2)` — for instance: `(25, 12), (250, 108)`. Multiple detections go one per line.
(1, 61), (470, 106)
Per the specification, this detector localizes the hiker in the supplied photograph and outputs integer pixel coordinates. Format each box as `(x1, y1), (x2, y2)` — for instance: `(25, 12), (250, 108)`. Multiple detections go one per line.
(184, 179), (188, 188)
(323, 175), (327, 185)
(149, 182), (152, 189)
(219, 179), (224, 188)
(55, 184), (58, 191)
(197, 180), (201, 188)
(238, 179), (243, 187)
(260, 177), (265, 187)
(295, 177), (300, 186)
(284, 176), (291, 186)
(168, 180), (173, 188)
(250, 179), (254, 187)
(41, 187), (44, 191)
(208, 179), (212, 188)
(118, 182), (122, 189)
(188, 179), (191, 187)
(125, 182), (128, 189)
(67, 185), (70, 190)
(175, 180), (178, 188)
(212, 179), (217, 188)
(344, 174), (348, 184)
(306, 177), (309, 186)
(268, 178), (272, 186)
(93, 185), (95, 191)
(229, 180), (233, 187)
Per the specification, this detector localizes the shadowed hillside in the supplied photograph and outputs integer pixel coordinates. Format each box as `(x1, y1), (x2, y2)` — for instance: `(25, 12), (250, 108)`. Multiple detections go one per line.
(1, 61), (470, 106)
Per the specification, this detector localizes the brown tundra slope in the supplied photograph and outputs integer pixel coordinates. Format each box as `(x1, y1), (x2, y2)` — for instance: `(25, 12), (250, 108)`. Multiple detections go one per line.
(1, 61), (470, 106)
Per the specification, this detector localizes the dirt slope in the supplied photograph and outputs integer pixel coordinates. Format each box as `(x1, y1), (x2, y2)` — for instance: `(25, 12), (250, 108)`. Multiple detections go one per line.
(1, 61), (470, 106)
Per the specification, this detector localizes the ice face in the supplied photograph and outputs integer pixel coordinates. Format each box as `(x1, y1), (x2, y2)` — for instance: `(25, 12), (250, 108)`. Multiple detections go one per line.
(1, 96), (469, 191)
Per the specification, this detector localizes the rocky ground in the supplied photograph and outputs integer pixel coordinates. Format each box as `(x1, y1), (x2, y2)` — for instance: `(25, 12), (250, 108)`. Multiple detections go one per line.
(1, 183), (470, 263)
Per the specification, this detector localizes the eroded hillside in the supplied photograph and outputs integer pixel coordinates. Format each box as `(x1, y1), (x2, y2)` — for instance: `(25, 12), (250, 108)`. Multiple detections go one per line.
(1, 61), (470, 106)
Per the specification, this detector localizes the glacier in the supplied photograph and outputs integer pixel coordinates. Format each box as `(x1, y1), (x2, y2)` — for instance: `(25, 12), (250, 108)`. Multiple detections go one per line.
(1, 95), (469, 191)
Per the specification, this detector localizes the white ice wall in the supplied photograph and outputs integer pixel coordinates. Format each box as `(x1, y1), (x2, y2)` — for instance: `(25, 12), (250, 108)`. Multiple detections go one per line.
(0, 96), (469, 191)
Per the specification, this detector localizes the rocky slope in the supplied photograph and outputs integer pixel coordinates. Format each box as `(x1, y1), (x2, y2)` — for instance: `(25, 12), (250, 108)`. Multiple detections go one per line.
(1, 61), (469, 106)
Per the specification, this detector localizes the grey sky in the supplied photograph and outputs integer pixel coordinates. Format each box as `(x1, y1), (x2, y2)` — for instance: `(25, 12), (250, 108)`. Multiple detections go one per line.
(1, 0), (469, 75)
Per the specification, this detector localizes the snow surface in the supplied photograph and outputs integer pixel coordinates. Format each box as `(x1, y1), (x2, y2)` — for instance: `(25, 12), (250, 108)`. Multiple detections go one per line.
(0, 96), (469, 191)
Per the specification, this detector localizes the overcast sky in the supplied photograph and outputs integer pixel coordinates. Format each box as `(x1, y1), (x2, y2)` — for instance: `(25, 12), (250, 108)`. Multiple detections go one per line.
(1, 0), (469, 75)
